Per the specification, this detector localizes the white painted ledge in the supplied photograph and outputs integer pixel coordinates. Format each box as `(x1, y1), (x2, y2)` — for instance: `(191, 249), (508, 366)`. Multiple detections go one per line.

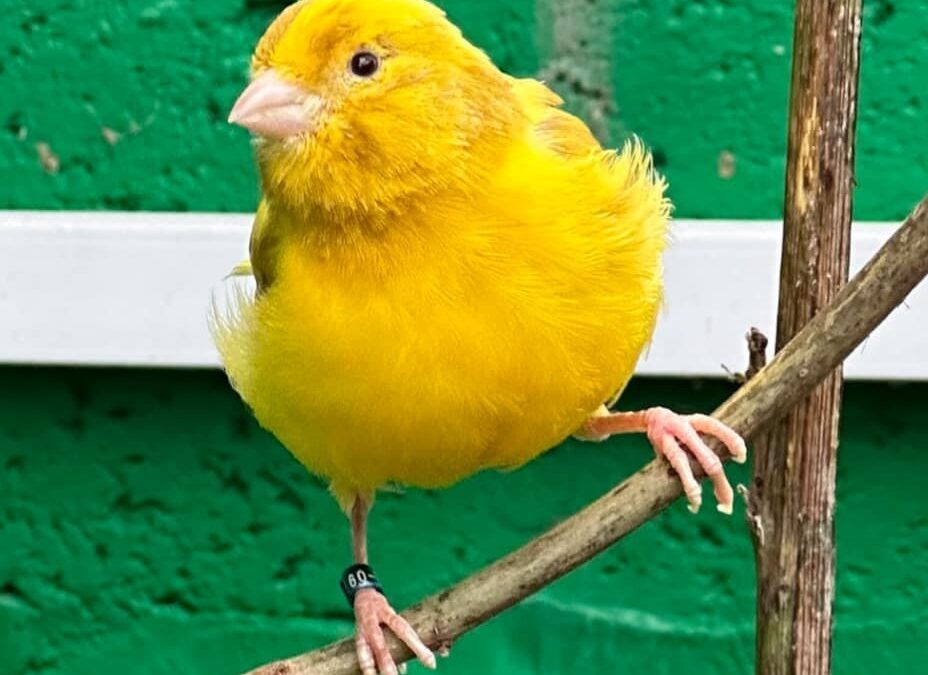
(0, 211), (925, 380)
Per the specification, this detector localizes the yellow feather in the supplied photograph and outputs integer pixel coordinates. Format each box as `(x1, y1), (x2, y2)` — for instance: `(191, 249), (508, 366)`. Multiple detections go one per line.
(226, 260), (253, 278)
(212, 0), (669, 510)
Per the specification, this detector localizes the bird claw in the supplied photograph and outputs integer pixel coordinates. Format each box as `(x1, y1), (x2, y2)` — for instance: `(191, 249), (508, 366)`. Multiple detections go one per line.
(354, 588), (436, 675)
(642, 407), (746, 514)
(583, 407), (747, 514)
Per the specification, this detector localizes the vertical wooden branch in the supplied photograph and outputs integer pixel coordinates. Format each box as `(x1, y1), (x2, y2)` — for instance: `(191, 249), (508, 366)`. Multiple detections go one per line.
(750, 1), (862, 674)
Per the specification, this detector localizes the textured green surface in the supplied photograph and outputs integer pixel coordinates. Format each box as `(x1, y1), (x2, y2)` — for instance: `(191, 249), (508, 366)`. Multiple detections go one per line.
(1, 370), (926, 674)
(1, 0), (926, 218)
(3, 1), (928, 674)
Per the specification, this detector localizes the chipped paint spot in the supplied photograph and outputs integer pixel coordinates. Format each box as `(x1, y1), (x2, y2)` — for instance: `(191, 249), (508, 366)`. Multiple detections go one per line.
(536, 0), (615, 143)
(101, 127), (122, 145)
(35, 142), (60, 174)
(718, 150), (736, 179)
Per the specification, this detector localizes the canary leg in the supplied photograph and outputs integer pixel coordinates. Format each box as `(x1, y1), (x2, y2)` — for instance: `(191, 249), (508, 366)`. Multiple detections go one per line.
(349, 498), (436, 675)
(579, 407), (747, 514)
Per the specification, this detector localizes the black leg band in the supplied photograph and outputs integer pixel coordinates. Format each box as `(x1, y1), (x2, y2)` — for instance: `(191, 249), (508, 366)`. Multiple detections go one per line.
(340, 563), (384, 607)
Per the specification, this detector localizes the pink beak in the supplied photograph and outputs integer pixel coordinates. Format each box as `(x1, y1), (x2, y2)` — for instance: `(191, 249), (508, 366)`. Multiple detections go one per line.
(228, 70), (323, 139)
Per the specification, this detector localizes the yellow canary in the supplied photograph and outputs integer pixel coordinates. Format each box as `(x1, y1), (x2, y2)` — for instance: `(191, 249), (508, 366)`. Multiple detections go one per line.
(213, 1), (746, 672)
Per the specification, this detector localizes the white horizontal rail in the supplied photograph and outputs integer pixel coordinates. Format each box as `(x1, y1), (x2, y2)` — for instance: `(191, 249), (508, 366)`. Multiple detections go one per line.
(0, 211), (924, 380)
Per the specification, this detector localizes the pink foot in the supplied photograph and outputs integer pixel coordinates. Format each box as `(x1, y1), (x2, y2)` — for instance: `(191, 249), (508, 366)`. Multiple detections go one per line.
(354, 588), (436, 675)
(583, 407), (747, 514)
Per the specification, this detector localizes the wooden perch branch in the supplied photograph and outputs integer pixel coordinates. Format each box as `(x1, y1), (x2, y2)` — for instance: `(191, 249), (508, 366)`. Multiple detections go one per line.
(248, 195), (928, 675)
(752, 0), (861, 671)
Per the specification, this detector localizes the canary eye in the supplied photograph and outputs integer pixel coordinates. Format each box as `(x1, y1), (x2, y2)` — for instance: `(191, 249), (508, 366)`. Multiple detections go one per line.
(350, 51), (380, 77)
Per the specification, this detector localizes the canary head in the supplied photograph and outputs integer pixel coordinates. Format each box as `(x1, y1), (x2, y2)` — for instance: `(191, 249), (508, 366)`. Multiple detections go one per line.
(229, 0), (521, 212)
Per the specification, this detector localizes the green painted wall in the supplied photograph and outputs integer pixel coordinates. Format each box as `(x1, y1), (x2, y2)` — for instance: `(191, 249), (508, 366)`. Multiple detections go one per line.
(2, 1), (927, 674)
(2, 371), (926, 674)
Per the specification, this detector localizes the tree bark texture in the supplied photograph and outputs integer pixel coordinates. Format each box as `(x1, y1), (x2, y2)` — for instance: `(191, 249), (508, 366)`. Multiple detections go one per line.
(750, 1), (862, 674)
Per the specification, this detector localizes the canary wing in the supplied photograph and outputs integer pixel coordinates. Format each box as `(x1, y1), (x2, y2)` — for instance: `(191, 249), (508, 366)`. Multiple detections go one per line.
(248, 198), (284, 293)
(511, 78), (603, 158)
(510, 77), (667, 411)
